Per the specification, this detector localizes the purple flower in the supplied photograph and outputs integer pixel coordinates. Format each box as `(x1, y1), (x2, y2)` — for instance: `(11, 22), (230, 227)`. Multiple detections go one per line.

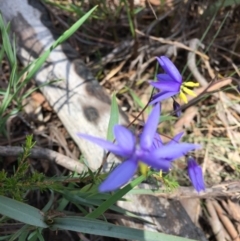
(150, 56), (182, 105)
(78, 104), (200, 192)
(187, 157), (205, 192)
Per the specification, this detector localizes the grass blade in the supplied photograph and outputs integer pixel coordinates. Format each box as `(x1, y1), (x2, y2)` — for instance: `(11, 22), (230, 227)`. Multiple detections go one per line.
(0, 196), (47, 228)
(86, 175), (146, 219)
(53, 216), (198, 241)
(24, 5), (98, 83)
(107, 92), (119, 141)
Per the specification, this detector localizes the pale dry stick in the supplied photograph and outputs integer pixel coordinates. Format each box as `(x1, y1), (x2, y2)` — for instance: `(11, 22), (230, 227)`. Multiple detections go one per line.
(100, 59), (127, 85)
(153, 181), (240, 199)
(187, 39), (207, 86)
(129, 45), (176, 82)
(187, 38), (240, 115)
(227, 199), (240, 234)
(49, 124), (77, 160)
(0, 146), (86, 173)
(146, 0), (158, 20)
(220, 54), (240, 78)
(136, 29), (209, 60)
(129, 56), (156, 82)
(206, 200), (227, 241)
(221, 200), (240, 237)
(100, 40), (134, 65)
(199, 125), (240, 131)
(212, 200), (240, 241)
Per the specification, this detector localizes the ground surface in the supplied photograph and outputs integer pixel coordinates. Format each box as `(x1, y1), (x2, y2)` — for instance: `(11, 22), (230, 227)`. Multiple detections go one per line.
(1, 0), (240, 240)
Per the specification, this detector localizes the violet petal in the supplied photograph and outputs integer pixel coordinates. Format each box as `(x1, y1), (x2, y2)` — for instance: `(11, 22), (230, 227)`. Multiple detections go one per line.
(152, 143), (201, 160)
(150, 77), (180, 92)
(140, 103), (160, 150)
(168, 132), (184, 145)
(150, 91), (178, 105)
(77, 133), (127, 157)
(188, 158), (205, 192)
(152, 133), (163, 149)
(114, 125), (135, 156)
(141, 153), (172, 171)
(98, 159), (138, 192)
(156, 56), (182, 83)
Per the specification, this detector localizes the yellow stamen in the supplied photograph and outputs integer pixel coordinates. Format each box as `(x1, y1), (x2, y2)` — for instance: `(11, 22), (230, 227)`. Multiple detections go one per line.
(159, 170), (163, 178)
(139, 162), (149, 177)
(179, 91), (188, 103)
(183, 81), (200, 87)
(181, 86), (197, 96)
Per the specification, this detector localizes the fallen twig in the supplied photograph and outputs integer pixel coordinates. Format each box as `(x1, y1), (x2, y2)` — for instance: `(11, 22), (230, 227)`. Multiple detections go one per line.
(206, 200), (227, 241)
(213, 200), (240, 241)
(136, 30), (209, 60)
(0, 146), (85, 173)
(151, 181), (240, 199)
(187, 38), (240, 115)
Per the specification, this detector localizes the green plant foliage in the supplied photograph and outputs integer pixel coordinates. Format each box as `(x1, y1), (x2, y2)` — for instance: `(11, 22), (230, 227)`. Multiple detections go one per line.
(52, 216), (198, 241)
(0, 196), (47, 228)
(107, 92), (119, 141)
(0, 135), (47, 200)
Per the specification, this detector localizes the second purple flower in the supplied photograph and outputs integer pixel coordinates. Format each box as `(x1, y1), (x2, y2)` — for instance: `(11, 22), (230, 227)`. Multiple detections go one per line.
(149, 56), (182, 105)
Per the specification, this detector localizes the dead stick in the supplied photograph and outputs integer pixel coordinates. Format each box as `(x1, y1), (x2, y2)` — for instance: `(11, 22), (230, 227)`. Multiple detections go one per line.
(213, 200), (240, 241)
(0, 146), (85, 173)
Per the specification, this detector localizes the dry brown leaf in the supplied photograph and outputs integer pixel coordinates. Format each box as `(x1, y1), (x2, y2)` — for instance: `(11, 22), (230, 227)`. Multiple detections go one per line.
(101, 60), (127, 84)
(31, 92), (52, 111)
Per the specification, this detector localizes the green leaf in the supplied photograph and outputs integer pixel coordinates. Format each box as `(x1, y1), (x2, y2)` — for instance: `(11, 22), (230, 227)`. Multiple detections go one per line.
(9, 225), (30, 241)
(86, 175), (146, 219)
(0, 196), (48, 228)
(107, 92), (119, 141)
(24, 5), (98, 84)
(52, 216), (198, 241)
(61, 190), (150, 223)
(128, 88), (145, 109)
(0, 15), (16, 67)
(41, 190), (54, 212)
(0, 235), (11, 240)
(160, 115), (177, 122)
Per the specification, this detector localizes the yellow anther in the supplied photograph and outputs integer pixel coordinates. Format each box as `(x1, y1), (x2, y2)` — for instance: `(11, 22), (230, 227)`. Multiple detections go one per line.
(181, 86), (197, 97)
(183, 81), (200, 87)
(179, 91), (188, 103)
(139, 162), (149, 177)
(159, 170), (163, 178)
